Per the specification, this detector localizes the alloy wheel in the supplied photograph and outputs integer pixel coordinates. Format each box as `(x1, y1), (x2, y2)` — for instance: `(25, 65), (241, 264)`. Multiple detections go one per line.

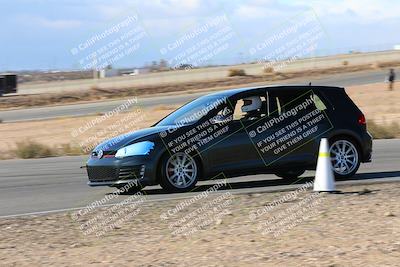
(329, 140), (359, 176)
(165, 152), (197, 189)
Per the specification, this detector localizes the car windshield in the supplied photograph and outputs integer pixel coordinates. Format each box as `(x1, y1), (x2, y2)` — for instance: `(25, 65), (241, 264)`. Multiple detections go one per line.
(156, 95), (226, 126)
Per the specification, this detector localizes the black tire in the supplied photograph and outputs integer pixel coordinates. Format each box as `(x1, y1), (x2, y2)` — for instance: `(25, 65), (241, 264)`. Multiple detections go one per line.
(329, 137), (361, 179)
(275, 169), (305, 180)
(160, 152), (199, 193)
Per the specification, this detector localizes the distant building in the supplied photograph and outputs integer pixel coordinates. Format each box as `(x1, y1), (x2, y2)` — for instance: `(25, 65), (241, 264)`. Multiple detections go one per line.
(95, 67), (151, 79)
(99, 68), (120, 78)
(119, 67), (151, 76)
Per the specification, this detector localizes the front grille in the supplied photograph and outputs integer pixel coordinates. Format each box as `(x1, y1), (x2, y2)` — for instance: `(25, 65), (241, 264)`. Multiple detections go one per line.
(87, 166), (118, 181)
(87, 165), (145, 182)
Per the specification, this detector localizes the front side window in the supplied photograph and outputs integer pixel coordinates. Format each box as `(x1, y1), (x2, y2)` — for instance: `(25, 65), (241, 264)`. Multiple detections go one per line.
(156, 95), (227, 126)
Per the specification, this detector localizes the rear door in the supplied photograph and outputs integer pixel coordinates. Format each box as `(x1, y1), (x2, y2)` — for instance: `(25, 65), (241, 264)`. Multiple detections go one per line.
(245, 88), (333, 168)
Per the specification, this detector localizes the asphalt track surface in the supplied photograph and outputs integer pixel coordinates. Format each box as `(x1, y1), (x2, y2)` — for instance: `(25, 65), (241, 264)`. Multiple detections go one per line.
(0, 139), (399, 218)
(0, 70), (388, 122)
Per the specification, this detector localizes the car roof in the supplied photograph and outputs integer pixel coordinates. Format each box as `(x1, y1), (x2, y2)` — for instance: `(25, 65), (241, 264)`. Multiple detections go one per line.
(207, 84), (344, 97)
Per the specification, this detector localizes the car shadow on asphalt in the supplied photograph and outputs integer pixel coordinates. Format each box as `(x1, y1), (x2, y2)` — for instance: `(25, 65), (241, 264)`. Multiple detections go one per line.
(118, 170), (400, 195)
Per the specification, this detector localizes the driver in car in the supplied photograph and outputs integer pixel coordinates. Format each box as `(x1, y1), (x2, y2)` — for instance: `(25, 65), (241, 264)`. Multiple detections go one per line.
(242, 96), (262, 121)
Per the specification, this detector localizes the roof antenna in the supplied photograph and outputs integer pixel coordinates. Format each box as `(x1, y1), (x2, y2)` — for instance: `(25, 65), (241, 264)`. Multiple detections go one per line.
(309, 82), (312, 86)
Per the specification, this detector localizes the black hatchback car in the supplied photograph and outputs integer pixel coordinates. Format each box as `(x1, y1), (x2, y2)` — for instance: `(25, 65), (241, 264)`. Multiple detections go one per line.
(86, 85), (372, 192)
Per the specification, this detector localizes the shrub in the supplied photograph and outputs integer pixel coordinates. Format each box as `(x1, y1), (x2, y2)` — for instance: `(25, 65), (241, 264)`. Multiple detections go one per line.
(14, 141), (57, 159)
(374, 61), (400, 69)
(263, 66), (274, 73)
(60, 144), (84, 156)
(367, 120), (400, 139)
(372, 62), (381, 69)
(228, 69), (246, 77)
(342, 60), (349, 66)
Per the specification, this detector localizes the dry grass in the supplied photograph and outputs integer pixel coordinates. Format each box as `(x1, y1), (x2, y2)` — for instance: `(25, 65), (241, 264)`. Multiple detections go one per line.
(263, 66), (275, 73)
(2, 62), (400, 110)
(18, 70), (93, 84)
(346, 82), (400, 125)
(59, 143), (85, 156)
(0, 105), (177, 159)
(376, 60), (400, 68)
(0, 82), (400, 159)
(14, 141), (57, 159)
(9, 119), (398, 159)
(12, 141), (84, 159)
(228, 69), (247, 77)
(367, 120), (400, 139)
(152, 105), (177, 111)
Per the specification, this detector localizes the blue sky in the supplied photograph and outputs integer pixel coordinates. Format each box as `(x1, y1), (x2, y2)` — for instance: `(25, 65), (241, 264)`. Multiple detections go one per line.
(0, 0), (399, 71)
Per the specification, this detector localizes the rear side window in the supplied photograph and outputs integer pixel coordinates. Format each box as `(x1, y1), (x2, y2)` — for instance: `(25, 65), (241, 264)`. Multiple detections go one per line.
(312, 93), (327, 111)
(320, 88), (363, 115)
(267, 90), (328, 117)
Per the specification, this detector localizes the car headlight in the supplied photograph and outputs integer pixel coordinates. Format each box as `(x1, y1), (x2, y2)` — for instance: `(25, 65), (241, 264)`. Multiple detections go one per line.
(115, 141), (155, 158)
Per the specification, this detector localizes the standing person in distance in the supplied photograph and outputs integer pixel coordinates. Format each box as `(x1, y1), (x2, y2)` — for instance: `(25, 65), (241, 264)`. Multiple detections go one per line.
(388, 69), (395, 91)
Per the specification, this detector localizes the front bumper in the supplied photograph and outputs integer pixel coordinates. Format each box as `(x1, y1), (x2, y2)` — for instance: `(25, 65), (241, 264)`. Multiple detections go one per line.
(88, 179), (141, 187)
(86, 155), (158, 187)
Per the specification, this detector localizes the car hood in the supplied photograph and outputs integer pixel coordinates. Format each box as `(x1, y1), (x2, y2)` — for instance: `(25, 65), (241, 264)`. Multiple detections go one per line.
(94, 126), (170, 152)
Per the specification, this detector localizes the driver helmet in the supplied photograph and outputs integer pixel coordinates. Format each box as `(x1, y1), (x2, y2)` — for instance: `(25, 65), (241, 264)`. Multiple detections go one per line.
(241, 96), (262, 113)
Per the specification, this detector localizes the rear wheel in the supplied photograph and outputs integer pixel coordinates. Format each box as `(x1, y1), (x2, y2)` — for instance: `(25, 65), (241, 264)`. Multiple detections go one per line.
(160, 152), (198, 193)
(329, 138), (360, 179)
(275, 169), (305, 180)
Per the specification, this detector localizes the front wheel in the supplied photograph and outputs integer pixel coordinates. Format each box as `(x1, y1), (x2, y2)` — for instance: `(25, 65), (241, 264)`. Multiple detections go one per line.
(160, 152), (199, 193)
(329, 138), (361, 179)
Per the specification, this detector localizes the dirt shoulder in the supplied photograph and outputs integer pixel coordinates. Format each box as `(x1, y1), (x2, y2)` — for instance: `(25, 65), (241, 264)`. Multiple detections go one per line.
(2, 62), (399, 110)
(0, 81), (399, 159)
(346, 82), (400, 124)
(1, 182), (399, 266)
(1, 82), (400, 159)
(0, 104), (178, 159)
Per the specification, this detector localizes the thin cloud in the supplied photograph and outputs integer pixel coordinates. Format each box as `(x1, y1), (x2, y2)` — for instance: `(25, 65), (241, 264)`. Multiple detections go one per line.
(233, 0), (400, 22)
(16, 15), (82, 29)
